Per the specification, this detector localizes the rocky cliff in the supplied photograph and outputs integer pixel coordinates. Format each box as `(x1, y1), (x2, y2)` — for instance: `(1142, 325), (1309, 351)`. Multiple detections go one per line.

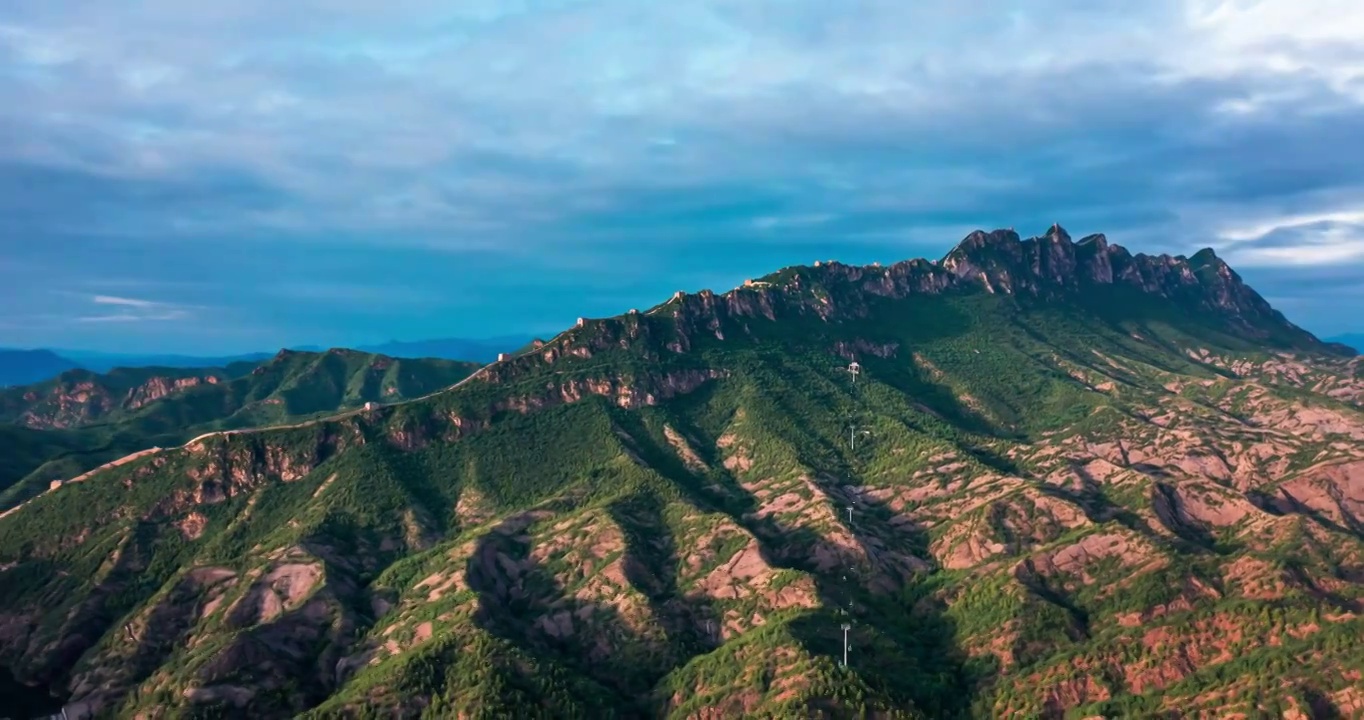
(530, 227), (1333, 366)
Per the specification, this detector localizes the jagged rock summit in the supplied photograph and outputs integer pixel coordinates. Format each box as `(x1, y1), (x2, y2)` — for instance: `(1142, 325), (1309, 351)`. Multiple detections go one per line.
(542, 225), (1332, 366)
(936, 225), (1315, 344)
(939, 225), (1262, 313)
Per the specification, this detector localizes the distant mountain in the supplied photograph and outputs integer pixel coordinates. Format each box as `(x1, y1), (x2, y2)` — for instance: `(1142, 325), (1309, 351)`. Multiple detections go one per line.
(0, 349), (80, 387)
(355, 335), (532, 362)
(2, 226), (1362, 718)
(54, 349), (275, 373)
(45, 336), (528, 373)
(1328, 333), (1364, 354)
(0, 337), (521, 387)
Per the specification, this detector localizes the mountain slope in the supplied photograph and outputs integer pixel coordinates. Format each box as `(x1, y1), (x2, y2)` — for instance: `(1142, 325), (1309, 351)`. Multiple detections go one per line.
(2, 227), (1363, 719)
(0, 365), (242, 430)
(0, 349), (480, 431)
(0, 350), (482, 514)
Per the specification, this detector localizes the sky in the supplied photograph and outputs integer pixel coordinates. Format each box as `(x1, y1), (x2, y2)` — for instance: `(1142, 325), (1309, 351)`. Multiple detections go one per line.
(2, 0), (1364, 354)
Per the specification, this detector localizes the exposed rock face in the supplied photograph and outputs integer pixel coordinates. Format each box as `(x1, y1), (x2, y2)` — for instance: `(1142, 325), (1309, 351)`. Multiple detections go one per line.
(940, 226), (1315, 343)
(469, 367), (726, 418)
(833, 339), (899, 360)
(0, 370), (227, 428)
(503, 227), (1332, 366)
(1276, 460), (1364, 529)
(124, 375), (219, 410)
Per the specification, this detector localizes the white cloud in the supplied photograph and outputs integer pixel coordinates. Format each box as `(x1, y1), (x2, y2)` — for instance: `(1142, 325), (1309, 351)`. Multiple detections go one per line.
(65, 293), (197, 322)
(92, 294), (159, 308)
(1230, 241), (1364, 267)
(752, 214), (834, 230)
(1216, 209), (1364, 243)
(1218, 218), (1364, 267)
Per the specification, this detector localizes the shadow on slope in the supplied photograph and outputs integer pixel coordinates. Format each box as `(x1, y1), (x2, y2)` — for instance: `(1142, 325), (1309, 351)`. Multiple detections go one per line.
(0, 665), (63, 717)
(860, 355), (1010, 440)
(608, 492), (721, 656)
(614, 397), (975, 717)
(785, 582), (976, 719)
(463, 506), (661, 715)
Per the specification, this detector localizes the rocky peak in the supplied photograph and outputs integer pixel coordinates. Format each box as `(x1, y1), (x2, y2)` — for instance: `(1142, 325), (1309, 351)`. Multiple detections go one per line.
(1188, 247), (1221, 268)
(124, 375), (219, 411)
(950, 227), (1327, 346)
(945, 228), (1024, 263)
(254, 348), (309, 375)
(477, 225), (1334, 396)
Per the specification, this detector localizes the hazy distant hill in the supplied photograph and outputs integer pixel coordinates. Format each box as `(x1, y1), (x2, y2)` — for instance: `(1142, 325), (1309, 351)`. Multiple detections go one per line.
(20, 337), (527, 382)
(54, 349), (275, 373)
(1329, 333), (1364, 354)
(356, 336), (532, 362)
(0, 349), (80, 387)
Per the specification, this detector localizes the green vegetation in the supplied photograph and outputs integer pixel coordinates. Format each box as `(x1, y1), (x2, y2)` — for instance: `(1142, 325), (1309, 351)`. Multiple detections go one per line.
(0, 350), (480, 511)
(1, 235), (1362, 718)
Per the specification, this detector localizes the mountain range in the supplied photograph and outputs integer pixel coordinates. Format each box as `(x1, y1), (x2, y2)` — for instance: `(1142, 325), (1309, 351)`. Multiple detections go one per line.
(1, 226), (1362, 719)
(0, 337), (530, 388)
(0, 348), (480, 524)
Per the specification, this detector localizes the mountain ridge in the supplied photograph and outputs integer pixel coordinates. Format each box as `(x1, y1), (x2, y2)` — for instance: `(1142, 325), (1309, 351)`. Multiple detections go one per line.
(0, 349), (482, 517)
(25, 226), (1347, 486)
(473, 226), (1341, 397)
(0, 348), (480, 431)
(2, 226), (1363, 718)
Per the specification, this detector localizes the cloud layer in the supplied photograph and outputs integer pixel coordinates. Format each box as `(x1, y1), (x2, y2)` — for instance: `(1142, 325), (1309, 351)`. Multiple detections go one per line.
(2, 0), (1363, 351)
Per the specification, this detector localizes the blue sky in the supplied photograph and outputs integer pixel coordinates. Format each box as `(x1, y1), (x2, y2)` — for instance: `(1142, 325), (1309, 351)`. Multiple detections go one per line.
(2, 0), (1363, 354)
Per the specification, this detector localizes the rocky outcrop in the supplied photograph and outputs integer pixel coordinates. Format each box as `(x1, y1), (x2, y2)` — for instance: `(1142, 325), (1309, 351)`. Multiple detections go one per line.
(449, 368), (726, 438)
(0, 369), (228, 428)
(488, 226), (1334, 383)
(124, 375), (220, 410)
(165, 429), (351, 513)
(941, 226), (1322, 346)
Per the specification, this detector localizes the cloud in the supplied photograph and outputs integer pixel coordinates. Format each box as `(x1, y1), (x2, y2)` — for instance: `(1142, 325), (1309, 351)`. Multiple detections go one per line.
(92, 294), (158, 308)
(2, 0), (1363, 350)
(1215, 219), (1364, 268)
(70, 293), (194, 323)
